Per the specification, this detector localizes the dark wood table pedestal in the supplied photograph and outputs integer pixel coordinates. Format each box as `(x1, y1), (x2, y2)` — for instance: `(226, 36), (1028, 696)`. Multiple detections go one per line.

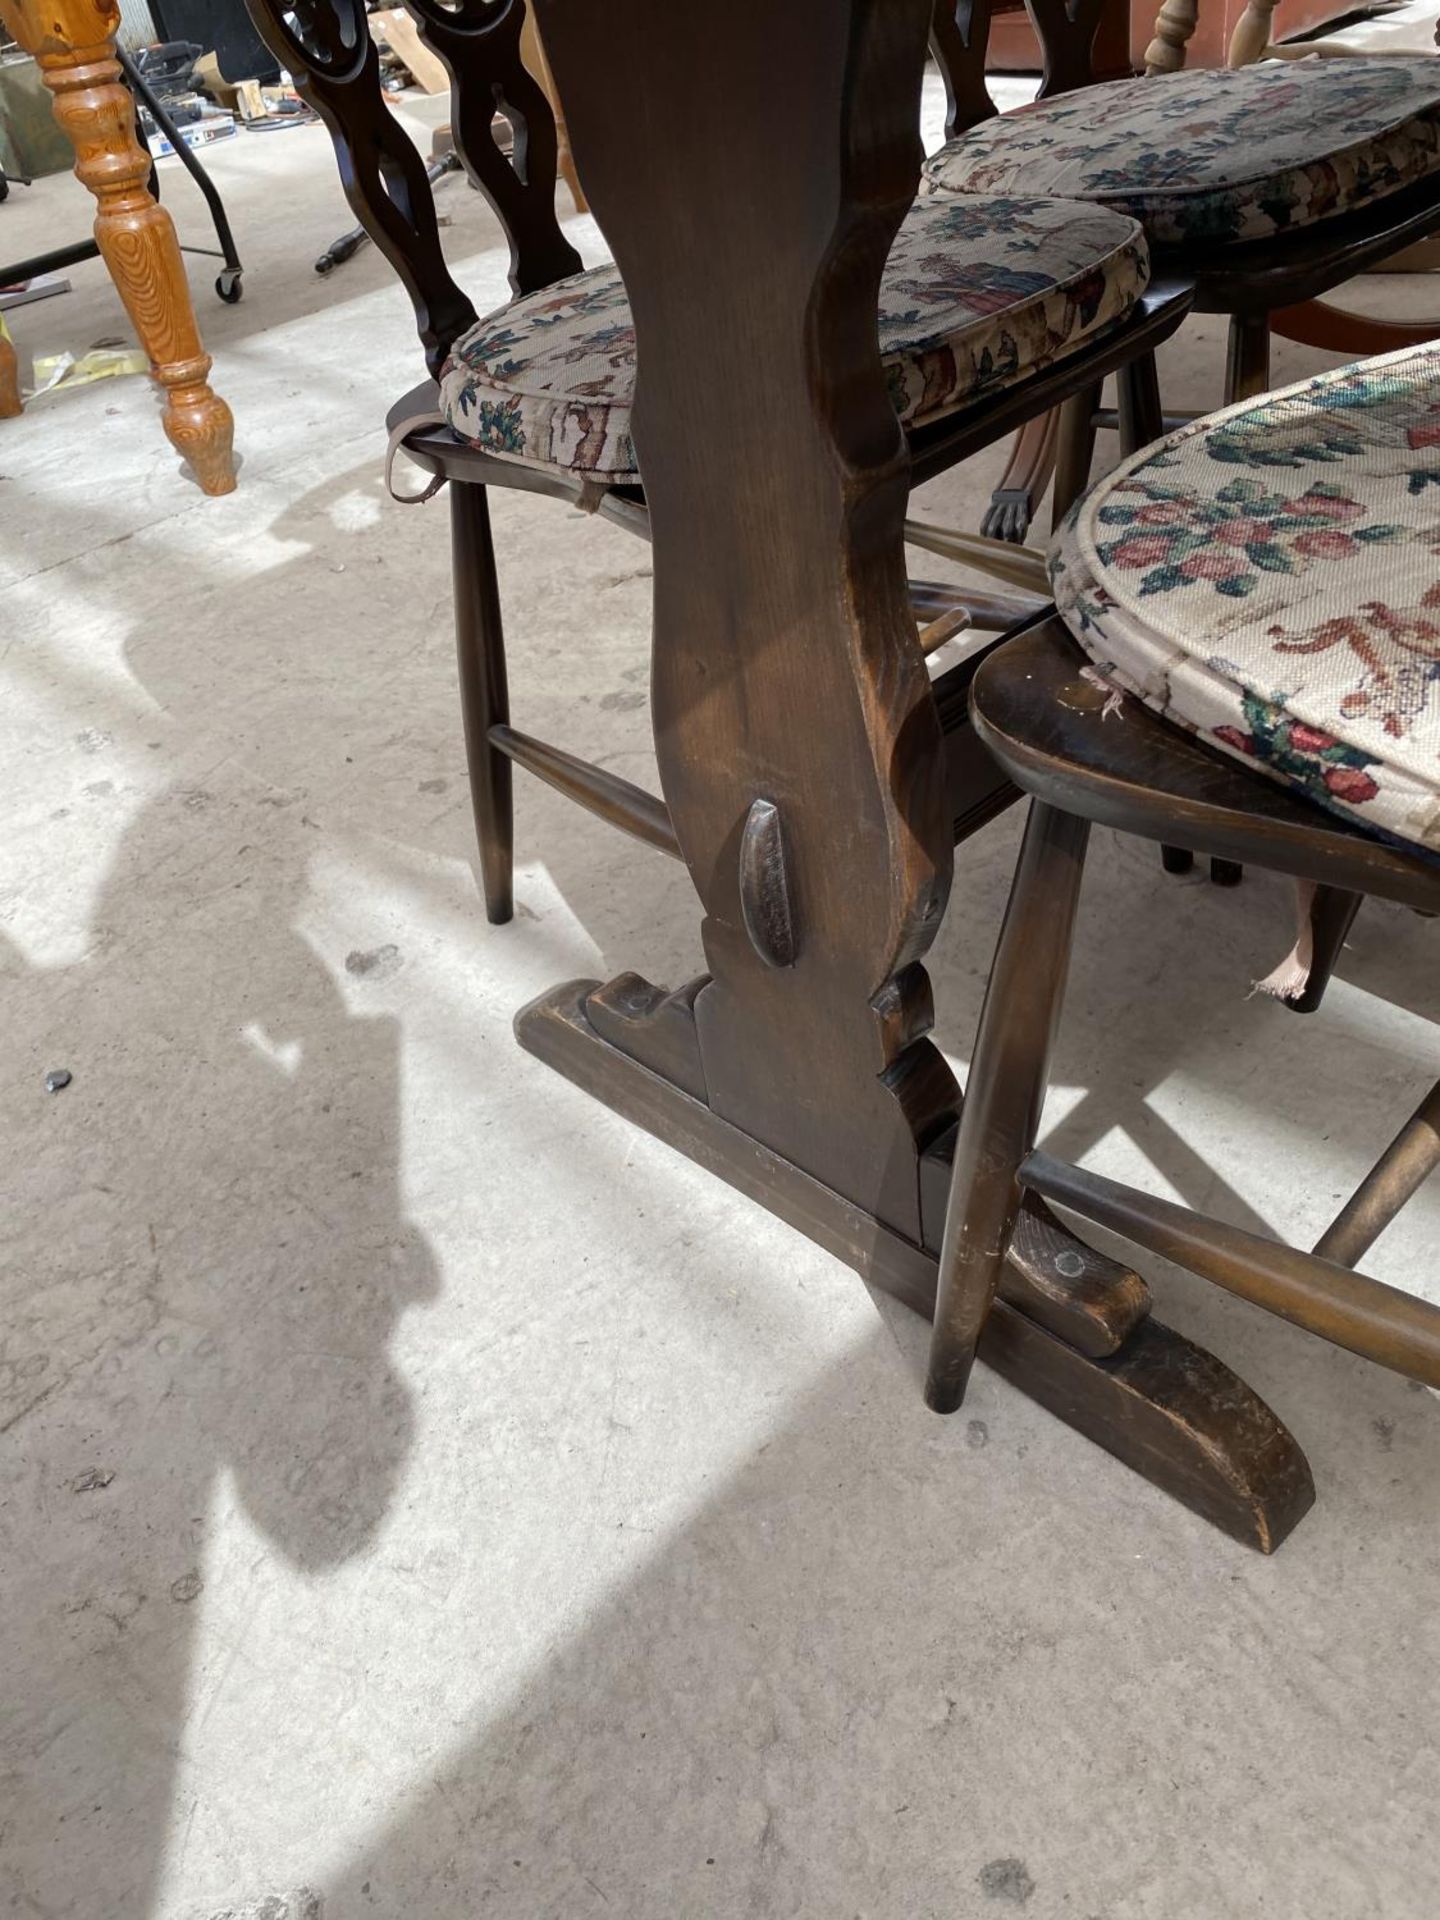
(521, 0), (1314, 1552)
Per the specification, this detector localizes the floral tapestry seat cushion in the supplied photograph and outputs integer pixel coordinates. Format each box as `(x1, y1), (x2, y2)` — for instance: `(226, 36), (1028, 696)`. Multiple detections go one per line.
(922, 59), (1440, 248)
(437, 195), (1149, 483)
(1049, 342), (1440, 851)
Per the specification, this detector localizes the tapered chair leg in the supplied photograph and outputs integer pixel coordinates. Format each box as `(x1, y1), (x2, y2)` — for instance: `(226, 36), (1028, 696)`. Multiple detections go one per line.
(1225, 312), (1272, 406)
(1315, 1078), (1440, 1266)
(1286, 885), (1363, 1015)
(451, 481), (514, 924)
(1115, 351), (1163, 456)
(1052, 383), (1102, 523)
(926, 801), (1092, 1413)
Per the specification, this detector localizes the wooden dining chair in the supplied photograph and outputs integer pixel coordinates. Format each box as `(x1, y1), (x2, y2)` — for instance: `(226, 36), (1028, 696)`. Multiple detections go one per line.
(244, 0), (1192, 925)
(927, 0), (1440, 544)
(1222, 0), (1440, 362)
(925, 342), (1440, 1426)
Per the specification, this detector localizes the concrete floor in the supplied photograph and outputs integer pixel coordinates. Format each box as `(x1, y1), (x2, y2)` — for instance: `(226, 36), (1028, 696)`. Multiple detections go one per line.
(2, 64), (1439, 1920)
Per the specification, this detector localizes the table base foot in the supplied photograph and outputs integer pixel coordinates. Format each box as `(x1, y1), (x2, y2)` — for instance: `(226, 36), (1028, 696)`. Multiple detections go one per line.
(517, 977), (1316, 1553)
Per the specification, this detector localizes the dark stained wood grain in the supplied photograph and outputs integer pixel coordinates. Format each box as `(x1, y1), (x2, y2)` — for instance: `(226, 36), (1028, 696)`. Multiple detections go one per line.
(1024, 0), (1114, 98)
(737, 800), (798, 971)
(1315, 1080), (1440, 1268)
(586, 975), (710, 1102)
(452, 482), (514, 922)
(923, 606), (1440, 1486)
(927, 801), (1093, 1413)
(537, 0), (954, 1239)
(247, 0), (1331, 1548)
(977, 1305), (1315, 1554)
(488, 726), (678, 859)
(502, 0), (1325, 1550)
(1286, 886), (1362, 1017)
(971, 619), (1440, 918)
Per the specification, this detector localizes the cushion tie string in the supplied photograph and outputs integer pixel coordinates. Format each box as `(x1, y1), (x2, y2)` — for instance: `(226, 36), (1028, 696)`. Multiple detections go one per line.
(385, 411), (449, 505)
(1251, 879), (1318, 1004)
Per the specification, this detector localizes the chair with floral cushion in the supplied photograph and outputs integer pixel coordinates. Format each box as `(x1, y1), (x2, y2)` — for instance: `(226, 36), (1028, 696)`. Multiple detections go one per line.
(927, 0), (1440, 547)
(244, 0), (1189, 924)
(923, 341), (1440, 1430)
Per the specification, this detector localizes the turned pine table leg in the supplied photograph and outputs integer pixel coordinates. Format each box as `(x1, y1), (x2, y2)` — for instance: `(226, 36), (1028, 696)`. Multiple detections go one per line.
(0, 0), (236, 494)
(1143, 0), (1200, 74)
(0, 321), (21, 418)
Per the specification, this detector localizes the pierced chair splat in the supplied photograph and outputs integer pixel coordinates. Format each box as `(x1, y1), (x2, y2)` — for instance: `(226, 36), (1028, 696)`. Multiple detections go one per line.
(248, 0), (1183, 923)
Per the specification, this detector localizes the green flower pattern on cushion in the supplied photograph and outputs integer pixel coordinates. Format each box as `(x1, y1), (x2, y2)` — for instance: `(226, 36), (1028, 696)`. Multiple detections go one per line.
(1207, 361), (1440, 471)
(923, 59), (1440, 248)
(437, 194), (1147, 482)
(1048, 342), (1440, 853)
(1094, 478), (1408, 602)
(453, 393), (526, 458)
(1213, 693), (1383, 815)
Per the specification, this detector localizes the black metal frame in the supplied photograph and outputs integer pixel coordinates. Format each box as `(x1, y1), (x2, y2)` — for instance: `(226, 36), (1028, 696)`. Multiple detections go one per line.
(0, 47), (244, 304)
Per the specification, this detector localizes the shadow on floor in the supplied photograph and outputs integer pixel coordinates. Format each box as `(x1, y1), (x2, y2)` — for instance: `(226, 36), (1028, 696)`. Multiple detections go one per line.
(4, 442), (1439, 1920)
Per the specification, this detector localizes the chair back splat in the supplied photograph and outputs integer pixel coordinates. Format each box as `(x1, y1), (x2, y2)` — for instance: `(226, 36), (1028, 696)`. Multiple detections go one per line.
(930, 0), (1001, 140)
(930, 0), (1114, 143)
(245, 1), (583, 376)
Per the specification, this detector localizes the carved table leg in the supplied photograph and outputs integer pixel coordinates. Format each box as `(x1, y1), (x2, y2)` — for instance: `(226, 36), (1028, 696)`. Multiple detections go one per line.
(980, 412), (1059, 545)
(0, 320), (21, 418)
(0, 0), (236, 494)
(528, 0), (1314, 1552)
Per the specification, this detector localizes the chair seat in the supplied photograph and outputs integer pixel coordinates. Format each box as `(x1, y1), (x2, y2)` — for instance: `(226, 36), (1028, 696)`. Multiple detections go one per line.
(437, 195), (1148, 483)
(923, 60), (1440, 249)
(1048, 341), (1440, 851)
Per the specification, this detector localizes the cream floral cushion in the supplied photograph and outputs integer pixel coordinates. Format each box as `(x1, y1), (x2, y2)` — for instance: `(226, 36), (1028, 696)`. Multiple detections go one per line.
(438, 195), (1148, 482)
(923, 60), (1440, 248)
(1049, 343), (1440, 850)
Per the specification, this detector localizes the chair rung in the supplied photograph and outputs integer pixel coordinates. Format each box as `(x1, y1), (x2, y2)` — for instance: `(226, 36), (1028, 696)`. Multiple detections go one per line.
(902, 519), (1050, 595)
(597, 493), (651, 541)
(1316, 1080), (1440, 1267)
(1018, 1150), (1440, 1388)
(909, 576), (1047, 640)
(489, 726), (679, 858)
(1091, 407), (1193, 435)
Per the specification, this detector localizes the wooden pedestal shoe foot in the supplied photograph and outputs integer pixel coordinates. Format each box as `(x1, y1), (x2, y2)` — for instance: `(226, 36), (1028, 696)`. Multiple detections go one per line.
(518, 974), (1317, 1553)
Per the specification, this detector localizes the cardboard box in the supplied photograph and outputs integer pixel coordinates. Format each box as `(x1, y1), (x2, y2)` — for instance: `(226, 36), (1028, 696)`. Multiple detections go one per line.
(369, 10), (451, 95)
